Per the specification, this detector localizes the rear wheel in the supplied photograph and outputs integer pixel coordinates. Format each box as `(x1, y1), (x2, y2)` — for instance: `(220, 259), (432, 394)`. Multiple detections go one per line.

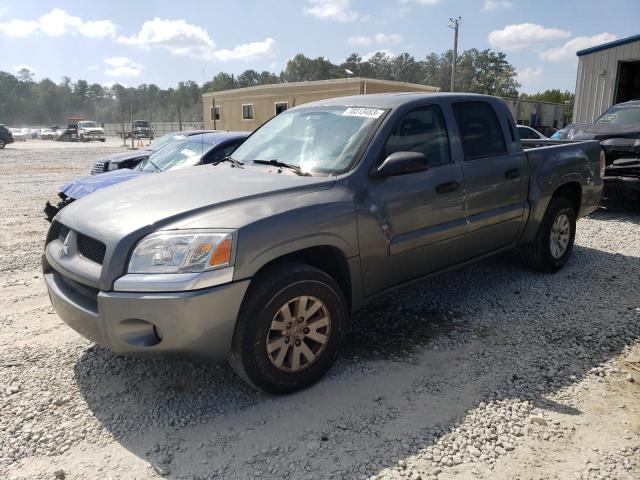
(520, 197), (576, 272)
(229, 262), (348, 394)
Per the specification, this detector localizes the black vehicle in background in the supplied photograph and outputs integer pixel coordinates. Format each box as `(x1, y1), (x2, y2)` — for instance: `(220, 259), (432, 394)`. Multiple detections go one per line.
(561, 100), (640, 203)
(118, 120), (154, 139)
(0, 124), (14, 149)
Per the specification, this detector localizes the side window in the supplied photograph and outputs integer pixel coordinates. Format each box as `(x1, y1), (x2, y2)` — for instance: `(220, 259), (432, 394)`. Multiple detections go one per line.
(517, 126), (536, 139)
(453, 101), (506, 159)
(242, 104), (254, 120)
(205, 142), (241, 163)
(384, 105), (451, 167)
(211, 106), (221, 121)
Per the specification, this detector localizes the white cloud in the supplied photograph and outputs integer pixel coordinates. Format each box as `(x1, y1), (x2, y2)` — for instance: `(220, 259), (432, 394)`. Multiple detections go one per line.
(79, 20), (117, 39)
(0, 8), (116, 39)
(362, 49), (396, 61)
(12, 64), (36, 73)
(213, 38), (276, 61)
(0, 19), (39, 38)
(104, 57), (143, 78)
(482, 0), (512, 11)
(304, 0), (360, 22)
(517, 66), (543, 83)
(540, 33), (617, 62)
(488, 23), (571, 51)
(119, 17), (275, 62)
(0, 7), (7, 17)
(348, 33), (403, 47)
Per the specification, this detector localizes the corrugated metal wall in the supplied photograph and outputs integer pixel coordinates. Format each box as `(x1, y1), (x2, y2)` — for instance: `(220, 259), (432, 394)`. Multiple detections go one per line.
(574, 39), (640, 123)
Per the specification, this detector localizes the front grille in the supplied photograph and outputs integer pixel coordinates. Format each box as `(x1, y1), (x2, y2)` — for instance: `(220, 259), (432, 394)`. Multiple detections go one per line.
(91, 160), (108, 175)
(47, 221), (69, 244)
(77, 234), (106, 265)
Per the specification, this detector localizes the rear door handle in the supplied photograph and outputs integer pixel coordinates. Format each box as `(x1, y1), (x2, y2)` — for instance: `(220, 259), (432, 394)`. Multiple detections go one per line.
(435, 181), (460, 194)
(505, 168), (521, 180)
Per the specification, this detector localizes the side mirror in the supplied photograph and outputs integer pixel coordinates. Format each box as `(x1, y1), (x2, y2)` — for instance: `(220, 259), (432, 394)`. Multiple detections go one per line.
(373, 151), (429, 178)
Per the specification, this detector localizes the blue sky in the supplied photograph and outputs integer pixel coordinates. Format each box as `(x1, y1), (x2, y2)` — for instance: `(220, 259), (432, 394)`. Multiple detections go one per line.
(0, 0), (637, 93)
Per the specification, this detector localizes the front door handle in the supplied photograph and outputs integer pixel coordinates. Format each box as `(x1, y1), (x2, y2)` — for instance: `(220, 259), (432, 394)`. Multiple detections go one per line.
(505, 168), (521, 180)
(435, 181), (460, 194)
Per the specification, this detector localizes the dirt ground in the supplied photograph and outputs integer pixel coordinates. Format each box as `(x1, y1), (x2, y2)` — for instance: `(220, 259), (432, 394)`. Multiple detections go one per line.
(0, 142), (638, 480)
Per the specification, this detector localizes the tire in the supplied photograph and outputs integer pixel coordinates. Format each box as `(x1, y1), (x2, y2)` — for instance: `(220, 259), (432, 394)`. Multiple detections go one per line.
(0, 140), (5, 149)
(229, 262), (348, 394)
(520, 197), (576, 272)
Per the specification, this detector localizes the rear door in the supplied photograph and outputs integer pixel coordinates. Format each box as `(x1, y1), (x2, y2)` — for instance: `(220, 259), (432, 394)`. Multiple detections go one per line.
(357, 104), (467, 296)
(452, 101), (527, 258)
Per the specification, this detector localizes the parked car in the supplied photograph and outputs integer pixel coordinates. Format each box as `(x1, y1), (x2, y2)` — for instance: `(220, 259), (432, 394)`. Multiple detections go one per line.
(517, 125), (548, 140)
(77, 121), (105, 142)
(560, 100), (640, 202)
(42, 93), (603, 394)
(0, 124), (14, 148)
(44, 131), (248, 221)
(90, 130), (218, 175)
(39, 128), (56, 140)
(10, 128), (28, 141)
(117, 120), (154, 139)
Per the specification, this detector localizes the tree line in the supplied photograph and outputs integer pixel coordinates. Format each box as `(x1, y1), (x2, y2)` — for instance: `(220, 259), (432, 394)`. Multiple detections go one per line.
(0, 48), (573, 126)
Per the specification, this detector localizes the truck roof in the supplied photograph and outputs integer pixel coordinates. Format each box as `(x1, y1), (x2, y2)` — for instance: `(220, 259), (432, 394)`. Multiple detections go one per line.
(300, 92), (502, 110)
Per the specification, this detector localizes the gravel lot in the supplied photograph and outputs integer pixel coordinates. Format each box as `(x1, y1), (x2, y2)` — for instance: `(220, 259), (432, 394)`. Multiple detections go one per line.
(1, 143), (639, 480)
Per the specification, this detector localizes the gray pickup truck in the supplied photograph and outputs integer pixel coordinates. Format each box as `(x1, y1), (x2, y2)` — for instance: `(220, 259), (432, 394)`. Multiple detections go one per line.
(43, 93), (603, 394)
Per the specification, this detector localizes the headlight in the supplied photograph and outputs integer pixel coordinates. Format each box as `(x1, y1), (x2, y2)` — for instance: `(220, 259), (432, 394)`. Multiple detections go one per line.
(107, 162), (118, 171)
(128, 231), (233, 274)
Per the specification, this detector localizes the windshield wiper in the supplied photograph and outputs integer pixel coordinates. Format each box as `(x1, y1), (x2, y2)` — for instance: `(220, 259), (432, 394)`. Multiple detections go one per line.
(213, 156), (244, 169)
(144, 158), (162, 172)
(253, 159), (311, 176)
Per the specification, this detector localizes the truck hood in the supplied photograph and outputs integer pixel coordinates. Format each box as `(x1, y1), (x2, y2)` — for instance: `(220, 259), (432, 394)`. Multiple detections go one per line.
(56, 165), (336, 243)
(564, 123), (640, 141)
(59, 169), (148, 200)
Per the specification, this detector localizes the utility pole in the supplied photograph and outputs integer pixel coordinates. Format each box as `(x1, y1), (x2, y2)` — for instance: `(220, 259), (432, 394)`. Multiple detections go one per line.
(448, 16), (462, 92)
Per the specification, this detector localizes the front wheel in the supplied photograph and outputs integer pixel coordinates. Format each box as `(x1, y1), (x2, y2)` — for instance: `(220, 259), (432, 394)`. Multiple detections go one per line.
(229, 262), (348, 394)
(0, 139), (5, 149)
(520, 197), (576, 272)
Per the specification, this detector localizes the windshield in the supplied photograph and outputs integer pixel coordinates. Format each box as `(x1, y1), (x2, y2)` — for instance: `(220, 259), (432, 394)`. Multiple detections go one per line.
(596, 105), (640, 125)
(148, 132), (187, 152)
(81, 121), (98, 128)
(139, 139), (215, 172)
(230, 106), (385, 175)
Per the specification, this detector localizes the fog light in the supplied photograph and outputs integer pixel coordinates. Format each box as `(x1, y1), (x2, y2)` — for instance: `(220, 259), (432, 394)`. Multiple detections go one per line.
(117, 319), (162, 347)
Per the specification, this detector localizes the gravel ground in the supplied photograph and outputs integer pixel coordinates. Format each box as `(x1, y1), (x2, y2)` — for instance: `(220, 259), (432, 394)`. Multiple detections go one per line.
(0, 144), (639, 480)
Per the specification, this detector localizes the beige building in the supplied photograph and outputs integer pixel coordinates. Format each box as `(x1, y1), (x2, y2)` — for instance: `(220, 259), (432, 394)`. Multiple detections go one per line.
(574, 34), (640, 123)
(202, 77), (439, 131)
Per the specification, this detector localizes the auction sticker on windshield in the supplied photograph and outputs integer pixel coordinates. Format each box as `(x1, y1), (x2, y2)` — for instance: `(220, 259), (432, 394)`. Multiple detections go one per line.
(342, 107), (384, 118)
(180, 149), (198, 157)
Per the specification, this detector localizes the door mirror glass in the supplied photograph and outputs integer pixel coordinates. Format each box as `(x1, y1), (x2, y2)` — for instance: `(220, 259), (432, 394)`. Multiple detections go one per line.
(374, 151), (429, 177)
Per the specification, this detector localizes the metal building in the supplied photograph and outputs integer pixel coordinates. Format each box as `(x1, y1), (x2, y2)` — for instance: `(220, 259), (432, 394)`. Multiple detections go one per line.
(573, 34), (640, 123)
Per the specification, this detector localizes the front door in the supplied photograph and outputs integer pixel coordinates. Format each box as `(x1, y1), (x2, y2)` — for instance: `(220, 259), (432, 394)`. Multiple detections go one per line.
(356, 104), (467, 296)
(452, 101), (528, 258)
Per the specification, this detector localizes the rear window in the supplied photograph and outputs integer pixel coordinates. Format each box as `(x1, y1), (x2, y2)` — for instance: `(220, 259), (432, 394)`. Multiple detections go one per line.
(453, 101), (506, 159)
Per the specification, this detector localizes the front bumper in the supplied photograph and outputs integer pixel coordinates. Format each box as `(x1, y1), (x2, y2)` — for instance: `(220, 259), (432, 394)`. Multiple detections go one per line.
(43, 258), (250, 361)
(603, 175), (640, 201)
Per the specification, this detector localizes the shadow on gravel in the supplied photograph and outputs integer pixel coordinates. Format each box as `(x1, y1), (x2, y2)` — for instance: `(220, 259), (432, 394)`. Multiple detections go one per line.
(74, 233), (640, 478)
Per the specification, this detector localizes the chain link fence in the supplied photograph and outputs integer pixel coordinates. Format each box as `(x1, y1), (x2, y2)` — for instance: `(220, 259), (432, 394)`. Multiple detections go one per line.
(102, 122), (205, 137)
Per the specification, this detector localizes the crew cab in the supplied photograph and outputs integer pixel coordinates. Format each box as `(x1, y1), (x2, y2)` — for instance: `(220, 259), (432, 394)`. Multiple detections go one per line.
(44, 131), (248, 221)
(42, 93), (603, 394)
